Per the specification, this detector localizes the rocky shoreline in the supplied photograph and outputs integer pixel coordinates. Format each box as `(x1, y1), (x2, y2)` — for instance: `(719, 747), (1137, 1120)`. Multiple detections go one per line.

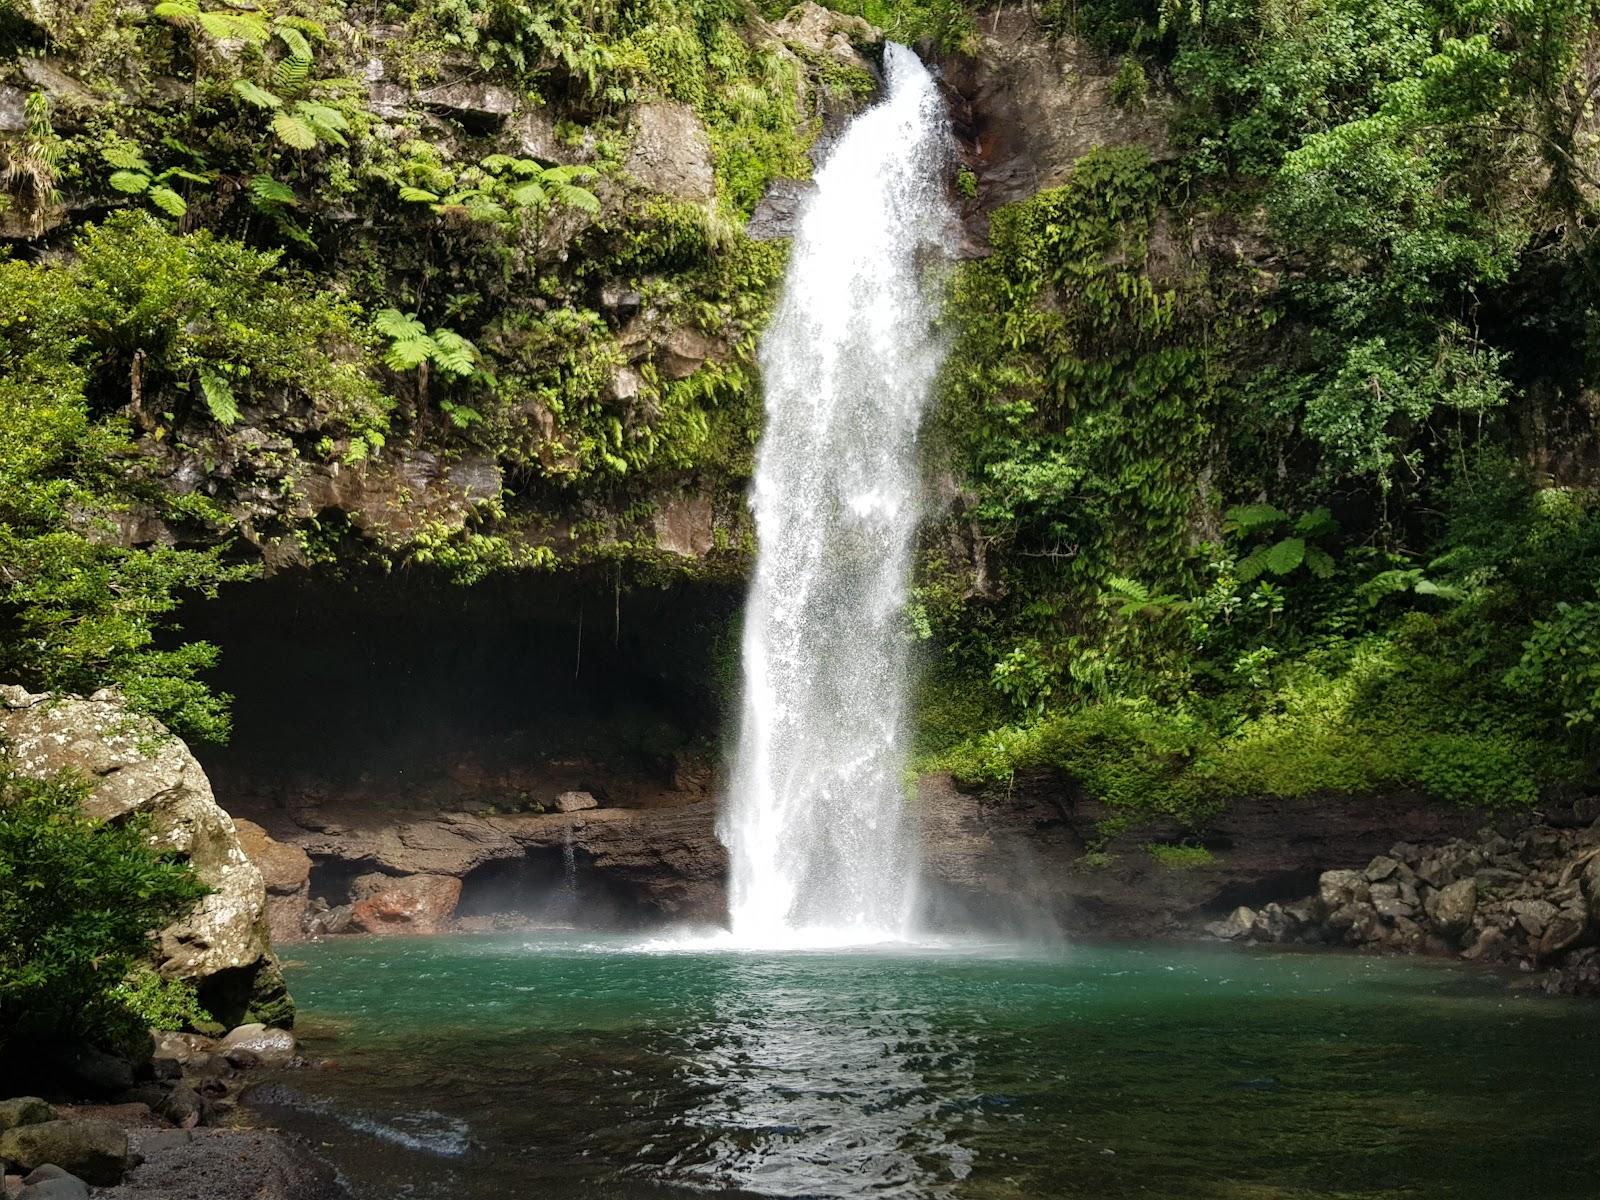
(1203, 812), (1600, 996)
(0, 1027), (338, 1200)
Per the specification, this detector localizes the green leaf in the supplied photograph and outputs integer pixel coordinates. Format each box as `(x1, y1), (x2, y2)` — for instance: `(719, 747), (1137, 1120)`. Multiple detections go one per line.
(1224, 503), (1289, 536)
(100, 139), (150, 171)
(509, 180), (547, 209)
(397, 185), (440, 203)
(430, 328), (477, 376)
(146, 185), (187, 217)
(198, 367), (240, 425)
(1236, 548), (1270, 583)
(157, 166), (213, 185)
(247, 173), (296, 208)
(373, 308), (427, 341)
(1294, 506), (1339, 538)
(553, 182), (600, 213)
(1303, 546), (1336, 579)
(274, 24), (311, 59)
(231, 79), (283, 110)
(1263, 536), (1306, 576)
(107, 170), (150, 194)
(270, 112), (317, 150)
(273, 53), (312, 91)
(151, 0), (198, 23)
(383, 338), (435, 371)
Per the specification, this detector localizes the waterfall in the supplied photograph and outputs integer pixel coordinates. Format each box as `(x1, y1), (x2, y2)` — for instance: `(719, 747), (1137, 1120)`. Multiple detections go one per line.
(719, 44), (956, 945)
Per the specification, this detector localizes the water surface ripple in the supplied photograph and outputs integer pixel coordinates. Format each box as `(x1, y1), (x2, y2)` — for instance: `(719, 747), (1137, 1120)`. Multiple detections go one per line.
(253, 933), (1600, 1200)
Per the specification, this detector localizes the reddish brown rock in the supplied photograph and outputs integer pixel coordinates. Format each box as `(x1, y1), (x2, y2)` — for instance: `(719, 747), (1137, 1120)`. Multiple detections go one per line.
(233, 820), (312, 945)
(350, 873), (462, 935)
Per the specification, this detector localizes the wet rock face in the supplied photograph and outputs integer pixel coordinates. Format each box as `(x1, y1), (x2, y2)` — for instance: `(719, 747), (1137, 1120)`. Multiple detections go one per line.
(1212, 817), (1600, 995)
(0, 686), (283, 1024)
(936, 10), (1173, 208)
(915, 770), (1481, 937)
(623, 102), (715, 202)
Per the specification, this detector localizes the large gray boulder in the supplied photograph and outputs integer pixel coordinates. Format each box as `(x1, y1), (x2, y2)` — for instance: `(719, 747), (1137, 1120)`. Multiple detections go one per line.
(0, 1099), (54, 1133)
(0, 686), (282, 1024)
(623, 102), (714, 202)
(0, 1120), (136, 1186)
(1424, 877), (1478, 939)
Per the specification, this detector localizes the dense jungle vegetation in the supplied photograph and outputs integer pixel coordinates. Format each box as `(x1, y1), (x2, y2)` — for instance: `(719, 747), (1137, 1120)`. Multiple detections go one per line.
(2, 0), (1600, 840)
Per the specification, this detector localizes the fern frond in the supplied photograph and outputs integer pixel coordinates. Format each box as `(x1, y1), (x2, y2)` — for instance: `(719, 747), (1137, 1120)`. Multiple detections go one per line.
(151, 0), (198, 24)
(274, 24), (312, 59)
(1224, 503), (1288, 535)
(232, 78), (283, 109)
(383, 338), (435, 371)
(1304, 545), (1336, 579)
(248, 173), (296, 208)
(373, 308), (427, 341)
(1294, 506), (1338, 538)
(1263, 536), (1306, 576)
(270, 112), (317, 149)
(430, 328), (477, 376)
(273, 53), (312, 91)
(397, 185), (440, 203)
(198, 367), (240, 425)
(157, 166), (212, 184)
(100, 138), (149, 171)
(552, 182), (599, 213)
(107, 169), (150, 194)
(147, 184), (187, 216)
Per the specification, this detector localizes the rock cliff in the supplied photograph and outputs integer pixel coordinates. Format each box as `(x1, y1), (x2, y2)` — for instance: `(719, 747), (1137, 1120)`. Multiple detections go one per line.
(0, 686), (288, 1027)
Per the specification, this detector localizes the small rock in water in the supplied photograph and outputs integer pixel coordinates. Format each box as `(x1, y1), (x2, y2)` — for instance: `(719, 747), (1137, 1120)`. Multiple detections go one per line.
(1205, 906), (1257, 940)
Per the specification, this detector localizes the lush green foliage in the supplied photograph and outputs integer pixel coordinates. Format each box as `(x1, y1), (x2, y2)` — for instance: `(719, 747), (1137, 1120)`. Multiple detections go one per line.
(919, 0), (1600, 830)
(0, 766), (210, 1052)
(0, 213), (395, 737)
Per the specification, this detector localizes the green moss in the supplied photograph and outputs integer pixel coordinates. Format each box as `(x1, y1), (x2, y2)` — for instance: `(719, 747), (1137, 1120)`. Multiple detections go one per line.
(1146, 843), (1214, 869)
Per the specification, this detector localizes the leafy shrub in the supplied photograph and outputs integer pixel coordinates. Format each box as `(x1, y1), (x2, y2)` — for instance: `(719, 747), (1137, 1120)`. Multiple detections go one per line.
(1413, 733), (1538, 810)
(0, 767), (210, 1052)
(1506, 597), (1600, 735)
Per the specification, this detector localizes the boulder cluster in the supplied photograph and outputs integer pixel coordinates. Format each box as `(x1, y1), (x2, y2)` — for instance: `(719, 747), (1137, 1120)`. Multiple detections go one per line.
(1207, 818), (1600, 995)
(0, 1025), (301, 1195)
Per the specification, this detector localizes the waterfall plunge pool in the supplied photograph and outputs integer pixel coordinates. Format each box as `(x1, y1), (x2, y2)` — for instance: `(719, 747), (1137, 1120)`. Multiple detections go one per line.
(250, 932), (1599, 1199)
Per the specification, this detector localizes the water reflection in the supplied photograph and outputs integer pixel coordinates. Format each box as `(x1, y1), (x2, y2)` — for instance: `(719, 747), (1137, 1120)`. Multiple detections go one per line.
(654, 954), (979, 1197)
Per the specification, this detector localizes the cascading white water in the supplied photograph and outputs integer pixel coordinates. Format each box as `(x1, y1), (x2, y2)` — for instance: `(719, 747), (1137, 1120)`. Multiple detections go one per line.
(719, 44), (956, 946)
